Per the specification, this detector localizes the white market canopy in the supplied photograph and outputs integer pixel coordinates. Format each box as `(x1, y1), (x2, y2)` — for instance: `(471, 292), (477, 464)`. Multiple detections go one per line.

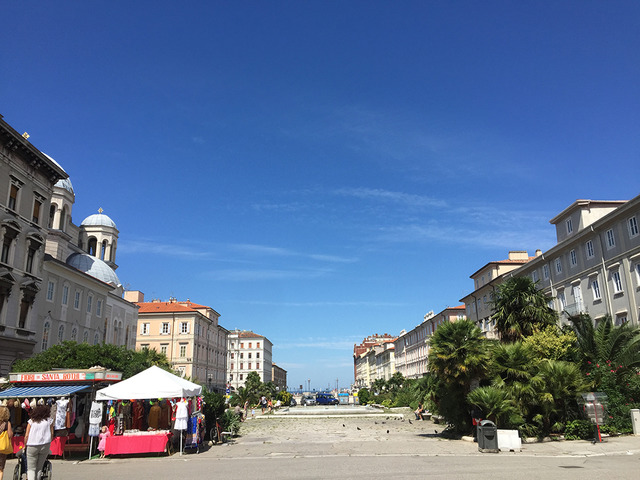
(95, 366), (202, 401)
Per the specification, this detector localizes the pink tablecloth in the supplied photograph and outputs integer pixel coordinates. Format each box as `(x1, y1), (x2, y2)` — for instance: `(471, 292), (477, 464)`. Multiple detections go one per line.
(104, 432), (171, 455)
(12, 436), (66, 455)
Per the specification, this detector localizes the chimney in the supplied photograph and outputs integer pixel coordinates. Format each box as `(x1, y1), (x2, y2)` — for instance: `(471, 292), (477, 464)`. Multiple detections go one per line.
(535, 249), (542, 257)
(508, 251), (529, 261)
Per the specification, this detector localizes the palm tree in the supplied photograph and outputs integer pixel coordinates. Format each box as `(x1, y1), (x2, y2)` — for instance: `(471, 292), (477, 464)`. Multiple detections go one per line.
(428, 319), (489, 391)
(568, 313), (640, 383)
(491, 277), (557, 343)
(467, 386), (517, 426)
(372, 378), (386, 394)
(531, 359), (589, 434)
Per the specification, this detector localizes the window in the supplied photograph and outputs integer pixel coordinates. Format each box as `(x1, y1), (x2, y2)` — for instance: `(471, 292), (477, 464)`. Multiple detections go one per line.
(71, 327), (78, 341)
(42, 321), (50, 350)
(74, 291), (81, 309)
(62, 285), (69, 305)
(161, 322), (170, 334)
(249, 342), (252, 348)
(555, 258), (562, 274)
(543, 264), (550, 280)
(257, 342), (260, 348)
(32, 198), (42, 224)
(612, 270), (624, 293)
(83, 331), (89, 343)
(8, 183), (19, 211)
(586, 240), (595, 259)
(256, 352), (260, 359)
(606, 229), (615, 249)
(230, 363), (234, 370)
(240, 363), (243, 369)
(570, 249), (577, 267)
(615, 315), (628, 326)
(248, 363), (252, 369)
(558, 291), (566, 310)
(256, 362), (260, 370)
(636, 263), (640, 283)
(248, 353), (252, 359)
(591, 279), (601, 301)
(230, 353), (235, 359)
(141, 323), (150, 335)
(96, 299), (102, 317)
(240, 352), (244, 359)
(178, 366), (186, 376)
(629, 216), (639, 238)
(179, 344), (187, 358)
(25, 244), (37, 273)
(1, 236), (11, 264)
(160, 344), (168, 355)
(229, 374), (233, 381)
(532, 270), (538, 282)
(94, 332), (100, 345)
(240, 342), (244, 348)
(566, 218), (573, 234)
(180, 322), (189, 334)
(58, 324), (65, 343)
(239, 374), (243, 381)
(86, 295), (93, 313)
(46, 281), (55, 301)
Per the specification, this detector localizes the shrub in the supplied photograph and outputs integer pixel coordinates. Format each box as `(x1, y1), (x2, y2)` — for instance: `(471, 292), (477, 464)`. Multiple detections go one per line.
(564, 420), (593, 440)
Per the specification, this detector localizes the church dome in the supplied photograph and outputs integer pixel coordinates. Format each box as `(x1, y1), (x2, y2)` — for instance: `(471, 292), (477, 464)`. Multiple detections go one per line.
(66, 253), (121, 287)
(54, 178), (74, 195)
(81, 211), (117, 229)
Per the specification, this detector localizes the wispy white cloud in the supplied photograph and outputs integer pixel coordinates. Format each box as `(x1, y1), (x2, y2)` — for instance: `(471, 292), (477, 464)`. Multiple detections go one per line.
(333, 187), (447, 209)
(277, 336), (363, 350)
(230, 243), (357, 264)
(241, 300), (407, 308)
(118, 239), (210, 259)
(210, 267), (335, 282)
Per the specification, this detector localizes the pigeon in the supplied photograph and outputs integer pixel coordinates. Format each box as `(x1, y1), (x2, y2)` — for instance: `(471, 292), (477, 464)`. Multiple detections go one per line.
(409, 420), (413, 425)
(434, 429), (438, 435)
(357, 427), (361, 430)
(374, 421), (378, 424)
(342, 424), (345, 427)
(386, 430), (389, 434)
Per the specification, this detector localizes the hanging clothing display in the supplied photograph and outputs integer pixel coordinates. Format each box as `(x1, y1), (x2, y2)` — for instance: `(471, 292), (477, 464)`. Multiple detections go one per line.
(148, 402), (161, 429)
(174, 399), (188, 430)
(55, 398), (69, 430)
(88, 401), (103, 437)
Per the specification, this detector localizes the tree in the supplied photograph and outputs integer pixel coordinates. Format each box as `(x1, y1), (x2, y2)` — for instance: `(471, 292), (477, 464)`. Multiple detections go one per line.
(372, 378), (386, 394)
(522, 325), (577, 361)
(12, 341), (172, 379)
(244, 371), (262, 398)
(467, 386), (517, 426)
(491, 277), (557, 343)
(386, 372), (404, 393)
(428, 319), (489, 432)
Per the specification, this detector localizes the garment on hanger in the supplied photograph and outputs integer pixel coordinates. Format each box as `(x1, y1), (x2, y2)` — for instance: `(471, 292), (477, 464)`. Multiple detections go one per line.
(55, 398), (69, 430)
(174, 399), (189, 430)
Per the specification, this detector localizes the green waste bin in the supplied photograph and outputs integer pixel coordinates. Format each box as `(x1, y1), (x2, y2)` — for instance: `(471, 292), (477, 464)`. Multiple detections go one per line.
(477, 420), (499, 453)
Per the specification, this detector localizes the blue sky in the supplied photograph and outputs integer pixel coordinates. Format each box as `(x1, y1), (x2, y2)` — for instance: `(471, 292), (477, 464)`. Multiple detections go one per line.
(2, 1), (639, 391)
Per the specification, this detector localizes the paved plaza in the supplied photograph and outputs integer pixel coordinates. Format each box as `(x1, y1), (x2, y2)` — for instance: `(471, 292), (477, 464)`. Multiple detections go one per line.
(11, 407), (640, 479)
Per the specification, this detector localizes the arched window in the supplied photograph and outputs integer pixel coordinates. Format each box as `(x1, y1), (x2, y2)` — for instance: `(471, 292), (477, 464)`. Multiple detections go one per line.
(110, 240), (117, 262)
(58, 324), (65, 343)
(100, 240), (107, 260)
(103, 319), (108, 343)
(125, 326), (130, 348)
(88, 237), (97, 256)
(48, 204), (56, 229)
(71, 326), (77, 342)
(113, 321), (120, 344)
(60, 206), (67, 231)
(83, 330), (89, 343)
(94, 332), (100, 345)
(42, 321), (50, 350)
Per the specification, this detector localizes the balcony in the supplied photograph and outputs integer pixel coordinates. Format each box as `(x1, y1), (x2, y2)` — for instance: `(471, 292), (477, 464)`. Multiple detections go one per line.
(562, 302), (585, 317)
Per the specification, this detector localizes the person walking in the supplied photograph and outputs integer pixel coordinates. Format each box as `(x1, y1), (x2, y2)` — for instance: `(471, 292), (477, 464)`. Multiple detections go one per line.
(0, 405), (14, 480)
(24, 404), (54, 480)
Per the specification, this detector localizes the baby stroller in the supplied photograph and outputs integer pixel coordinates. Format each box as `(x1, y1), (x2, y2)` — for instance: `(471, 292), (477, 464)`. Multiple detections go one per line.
(13, 448), (52, 480)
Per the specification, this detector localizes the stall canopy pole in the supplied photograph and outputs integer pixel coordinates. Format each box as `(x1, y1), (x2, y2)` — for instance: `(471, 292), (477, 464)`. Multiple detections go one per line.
(88, 437), (93, 460)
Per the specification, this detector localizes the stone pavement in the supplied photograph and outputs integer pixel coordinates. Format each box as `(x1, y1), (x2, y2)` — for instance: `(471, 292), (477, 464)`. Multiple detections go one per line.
(221, 407), (640, 459)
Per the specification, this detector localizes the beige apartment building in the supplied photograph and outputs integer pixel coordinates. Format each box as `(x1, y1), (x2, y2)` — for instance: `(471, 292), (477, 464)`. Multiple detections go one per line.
(509, 197), (640, 326)
(460, 251), (535, 338)
(353, 334), (397, 389)
(393, 305), (466, 379)
(227, 329), (273, 391)
(134, 297), (228, 391)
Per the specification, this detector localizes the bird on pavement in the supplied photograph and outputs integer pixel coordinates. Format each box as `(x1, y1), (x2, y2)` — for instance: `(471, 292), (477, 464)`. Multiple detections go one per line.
(409, 420), (413, 425)
(386, 430), (389, 434)
(357, 426), (361, 430)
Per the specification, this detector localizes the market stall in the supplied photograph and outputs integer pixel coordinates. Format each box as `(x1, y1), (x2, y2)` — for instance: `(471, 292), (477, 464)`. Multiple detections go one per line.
(0, 368), (122, 457)
(94, 366), (203, 456)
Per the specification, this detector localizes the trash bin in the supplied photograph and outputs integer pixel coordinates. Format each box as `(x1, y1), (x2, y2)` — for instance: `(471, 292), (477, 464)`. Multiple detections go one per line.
(477, 420), (499, 453)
